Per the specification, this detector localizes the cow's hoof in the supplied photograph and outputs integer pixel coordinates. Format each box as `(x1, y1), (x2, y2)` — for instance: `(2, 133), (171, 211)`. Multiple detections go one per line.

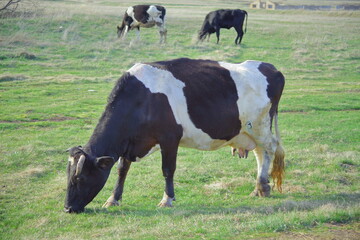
(157, 201), (173, 208)
(250, 188), (270, 197)
(250, 189), (259, 197)
(102, 200), (120, 208)
(158, 192), (175, 207)
(251, 178), (271, 197)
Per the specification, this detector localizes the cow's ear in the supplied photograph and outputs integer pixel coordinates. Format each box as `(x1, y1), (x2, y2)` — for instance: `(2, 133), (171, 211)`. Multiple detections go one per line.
(96, 156), (115, 170)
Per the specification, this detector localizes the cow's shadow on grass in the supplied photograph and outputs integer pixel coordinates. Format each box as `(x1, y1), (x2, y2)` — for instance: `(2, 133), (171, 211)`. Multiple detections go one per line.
(83, 192), (360, 217)
(0, 75), (27, 83)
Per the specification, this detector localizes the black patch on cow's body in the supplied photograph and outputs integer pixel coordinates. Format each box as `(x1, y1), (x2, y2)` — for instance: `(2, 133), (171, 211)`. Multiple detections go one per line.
(258, 63), (285, 124)
(132, 5), (151, 24)
(88, 73), (182, 162)
(148, 58), (241, 141)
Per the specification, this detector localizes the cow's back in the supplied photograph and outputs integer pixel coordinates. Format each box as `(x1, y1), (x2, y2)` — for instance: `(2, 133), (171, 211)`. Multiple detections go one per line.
(209, 9), (240, 27)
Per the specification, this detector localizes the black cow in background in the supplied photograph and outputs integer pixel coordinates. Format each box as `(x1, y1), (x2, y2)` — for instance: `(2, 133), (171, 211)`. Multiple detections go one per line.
(198, 9), (248, 45)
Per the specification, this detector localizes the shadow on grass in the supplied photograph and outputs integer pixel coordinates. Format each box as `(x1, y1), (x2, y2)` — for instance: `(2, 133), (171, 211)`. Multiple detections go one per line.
(83, 192), (360, 218)
(0, 75), (27, 83)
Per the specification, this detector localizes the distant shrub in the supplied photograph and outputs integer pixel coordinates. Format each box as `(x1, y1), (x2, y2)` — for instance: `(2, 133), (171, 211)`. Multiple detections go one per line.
(0, 75), (27, 82)
(0, 0), (41, 18)
(19, 51), (36, 59)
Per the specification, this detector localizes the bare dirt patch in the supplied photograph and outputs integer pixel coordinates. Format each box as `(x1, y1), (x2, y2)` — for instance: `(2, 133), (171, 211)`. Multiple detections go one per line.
(256, 222), (360, 240)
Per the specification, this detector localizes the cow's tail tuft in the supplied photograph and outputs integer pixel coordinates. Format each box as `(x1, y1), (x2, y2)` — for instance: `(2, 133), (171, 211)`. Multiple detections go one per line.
(270, 111), (285, 193)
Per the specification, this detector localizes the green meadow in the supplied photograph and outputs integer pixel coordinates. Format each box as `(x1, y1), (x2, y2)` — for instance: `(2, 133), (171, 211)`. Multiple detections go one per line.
(0, 0), (359, 239)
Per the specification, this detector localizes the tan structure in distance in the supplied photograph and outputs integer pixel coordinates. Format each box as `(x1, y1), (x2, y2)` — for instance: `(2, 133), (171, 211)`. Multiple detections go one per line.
(250, 0), (277, 10)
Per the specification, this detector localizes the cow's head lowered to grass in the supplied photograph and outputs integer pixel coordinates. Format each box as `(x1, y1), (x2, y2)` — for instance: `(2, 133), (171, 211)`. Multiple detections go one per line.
(64, 146), (115, 213)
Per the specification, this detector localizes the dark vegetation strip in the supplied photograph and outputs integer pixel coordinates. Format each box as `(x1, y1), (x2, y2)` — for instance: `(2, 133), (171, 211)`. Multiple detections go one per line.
(281, 108), (360, 114)
(0, 116), (77, 123)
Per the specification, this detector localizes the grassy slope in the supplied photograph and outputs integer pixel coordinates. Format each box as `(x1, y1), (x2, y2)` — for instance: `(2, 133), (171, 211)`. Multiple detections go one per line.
(0, 0), (359, 239)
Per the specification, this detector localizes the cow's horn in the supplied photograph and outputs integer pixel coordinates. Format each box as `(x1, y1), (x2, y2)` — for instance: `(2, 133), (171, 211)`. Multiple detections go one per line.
(76, 155), (86, 176)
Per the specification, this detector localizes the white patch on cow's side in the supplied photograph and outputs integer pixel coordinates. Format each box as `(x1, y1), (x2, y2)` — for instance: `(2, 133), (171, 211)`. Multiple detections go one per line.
(126, 6), (134, 18)
(219, 61), (269, 120)
(147, 5), (163, 23)
(219, 61), (272, 144)
(127, 64), (225, 150)
(135, 144), (160, 162)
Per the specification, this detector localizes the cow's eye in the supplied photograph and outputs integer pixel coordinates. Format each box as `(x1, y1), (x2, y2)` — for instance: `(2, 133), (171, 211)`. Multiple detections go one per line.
(72, 175), (83, 184)
(76, 176), (84, 182)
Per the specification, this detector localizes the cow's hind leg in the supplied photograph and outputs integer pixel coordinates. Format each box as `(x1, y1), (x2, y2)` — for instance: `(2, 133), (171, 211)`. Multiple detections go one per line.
(235, 35), (240, 45)
(251, 138), (285, 197)
(158, 138), (179, 207)
(234, 28), (244, 45)
(134, 27), (140, 42)
(252, 147), (272, 197)
(103, 157), (132, 207)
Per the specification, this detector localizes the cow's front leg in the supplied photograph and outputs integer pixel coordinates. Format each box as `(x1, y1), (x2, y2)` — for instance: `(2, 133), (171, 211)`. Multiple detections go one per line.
(103, 157), (132, 208)
(157, 22), (167, 44)
(251, 147), (271, 197)
(158, 161), (176, 207)
(120, 25), (129, 40)
(158, 141), (178, 207)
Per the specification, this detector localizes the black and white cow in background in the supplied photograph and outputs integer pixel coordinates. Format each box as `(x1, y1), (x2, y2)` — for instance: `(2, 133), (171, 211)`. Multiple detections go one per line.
(64, 58), (285, 213)
(117, 5), (167, 43)
(199, 9), (248, 45)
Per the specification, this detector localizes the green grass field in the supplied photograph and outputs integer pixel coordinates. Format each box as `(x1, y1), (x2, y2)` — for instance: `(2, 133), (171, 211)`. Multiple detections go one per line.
(1, 0), (359, 239)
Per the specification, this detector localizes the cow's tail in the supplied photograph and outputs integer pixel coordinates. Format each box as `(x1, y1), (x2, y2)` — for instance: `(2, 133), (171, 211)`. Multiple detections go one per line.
(270, 110), (285, 193)
(243, 10), (248, 33)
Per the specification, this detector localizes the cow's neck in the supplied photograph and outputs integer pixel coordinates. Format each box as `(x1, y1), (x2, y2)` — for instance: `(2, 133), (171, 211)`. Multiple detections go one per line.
(84, 107), (130, 161)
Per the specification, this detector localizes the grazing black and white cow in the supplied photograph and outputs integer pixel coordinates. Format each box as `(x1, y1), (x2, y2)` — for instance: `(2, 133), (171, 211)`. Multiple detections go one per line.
(199, 9), (248, 45)
(117, 5), (167, 43)
(64, 58), (285, 213)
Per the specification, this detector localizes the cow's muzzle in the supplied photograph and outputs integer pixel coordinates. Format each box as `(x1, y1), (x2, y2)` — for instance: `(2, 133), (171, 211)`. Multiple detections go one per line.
(64, 206), (84, 214)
